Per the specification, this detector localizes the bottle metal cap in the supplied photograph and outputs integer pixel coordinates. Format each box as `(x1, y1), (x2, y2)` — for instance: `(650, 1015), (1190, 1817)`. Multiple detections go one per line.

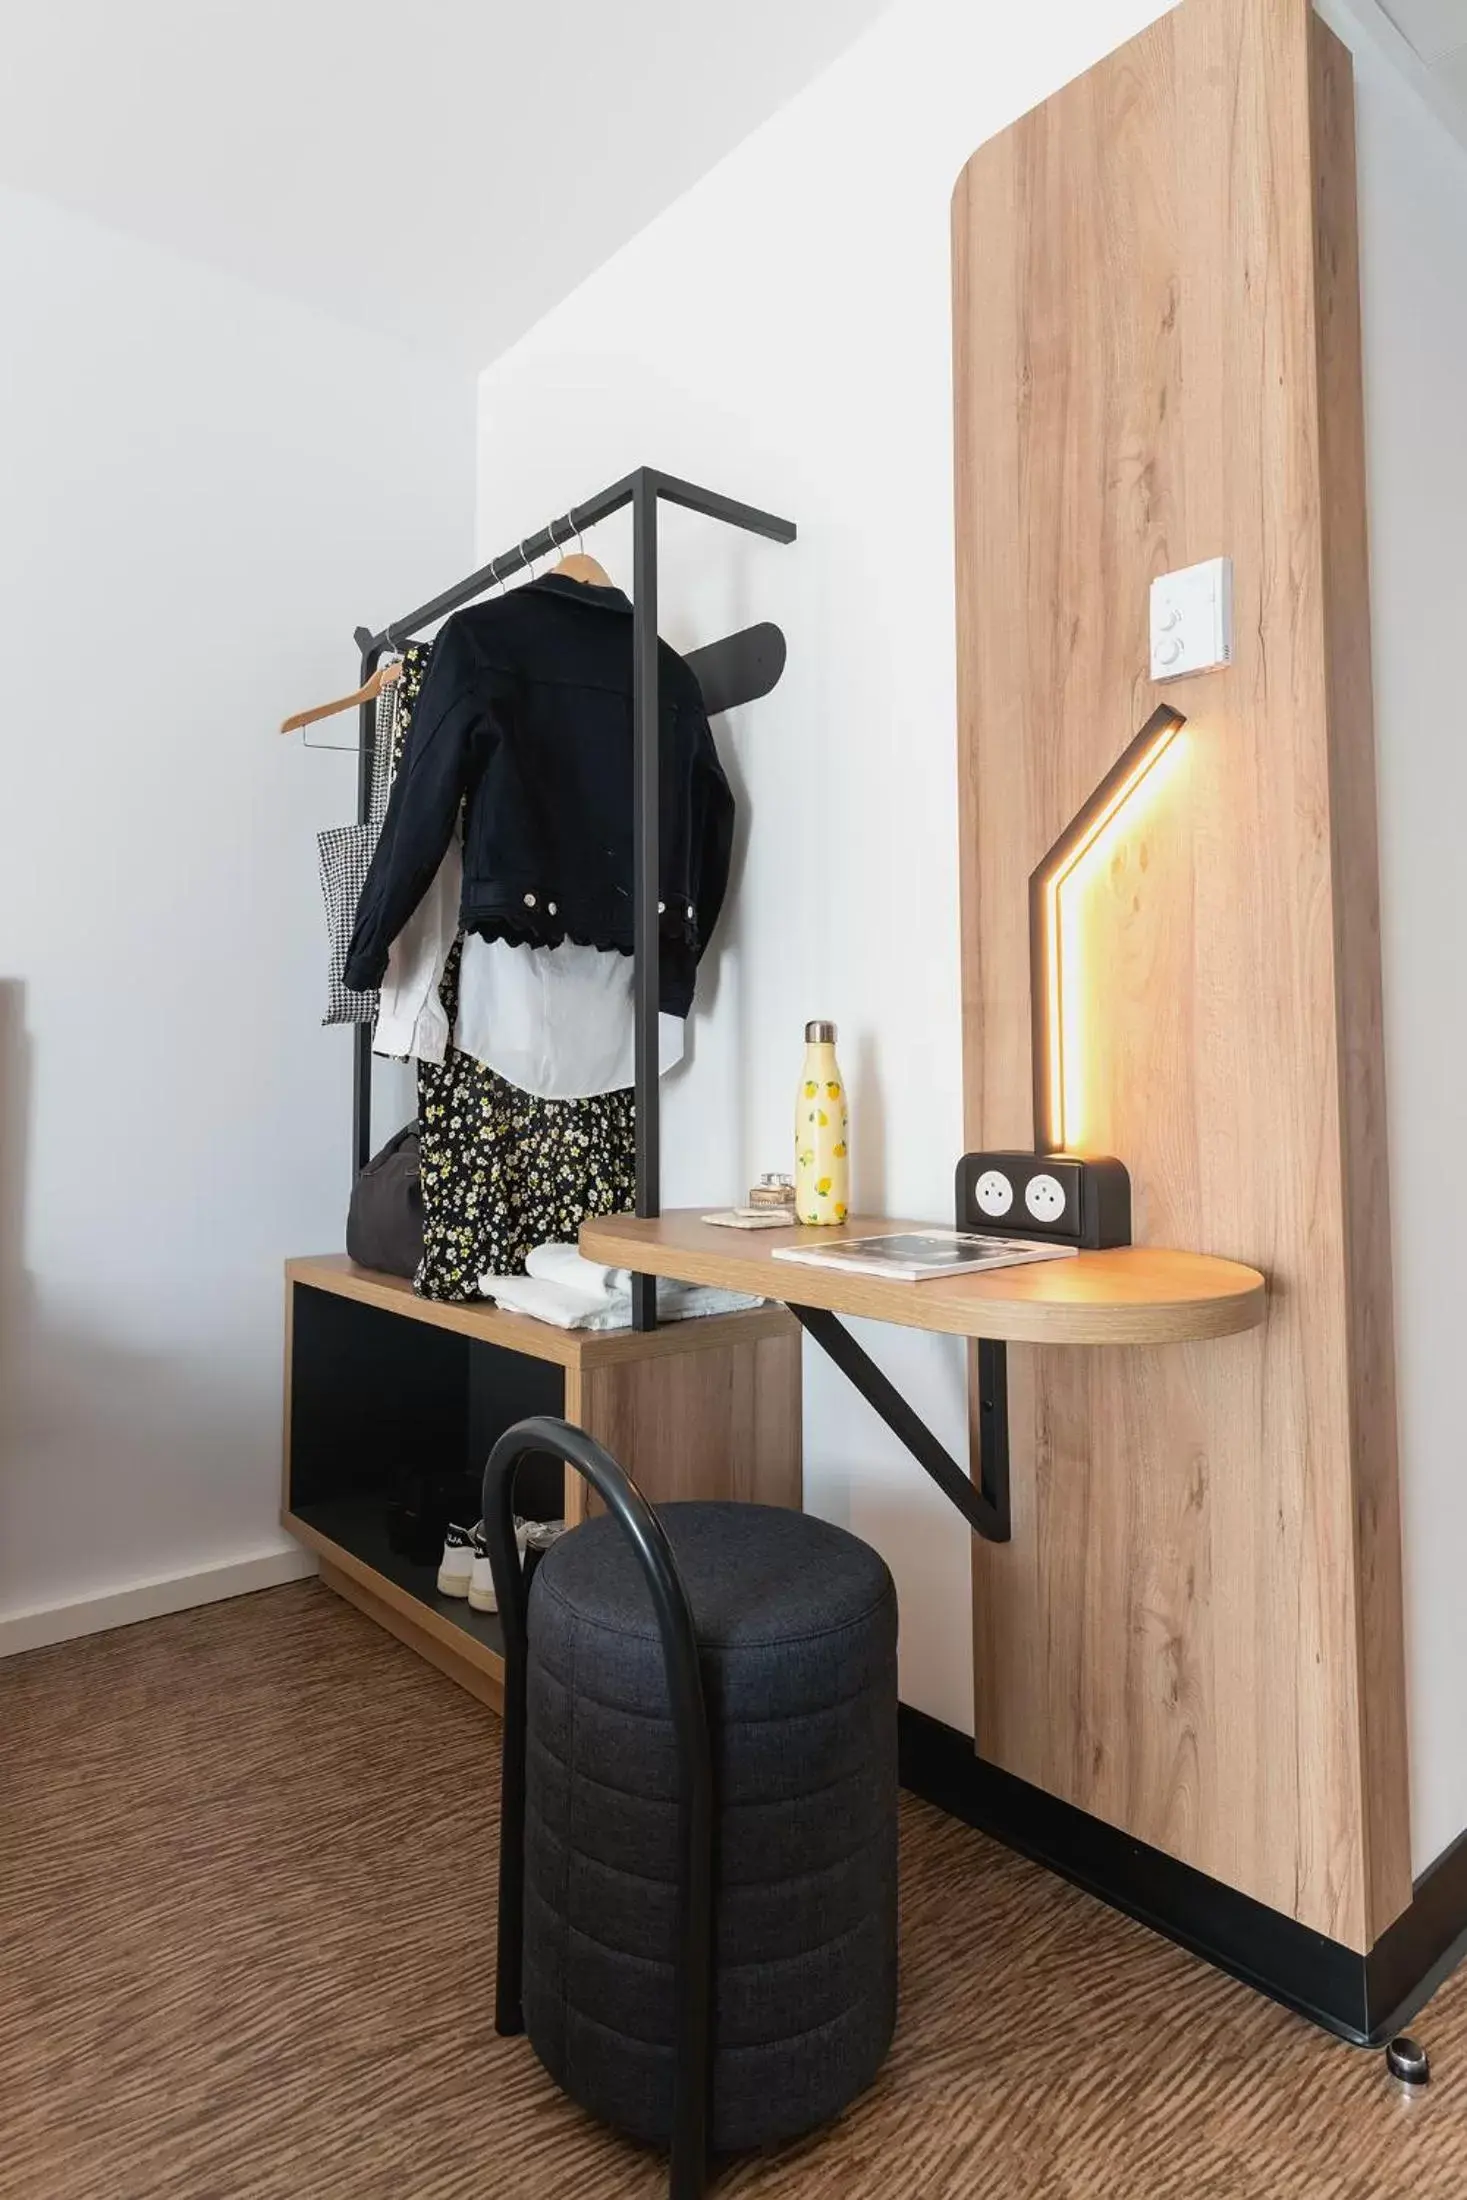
(805, 1020), (837, 1043)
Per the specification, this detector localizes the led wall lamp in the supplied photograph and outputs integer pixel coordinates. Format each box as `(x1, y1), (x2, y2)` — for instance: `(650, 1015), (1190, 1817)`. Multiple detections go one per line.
(809, 702), (1188, 1549)
(1028, 702), (1187, 1153)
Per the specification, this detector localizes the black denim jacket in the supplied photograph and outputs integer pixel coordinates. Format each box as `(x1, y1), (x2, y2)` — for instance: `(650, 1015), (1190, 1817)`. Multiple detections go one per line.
(342, 574), (734, 1017)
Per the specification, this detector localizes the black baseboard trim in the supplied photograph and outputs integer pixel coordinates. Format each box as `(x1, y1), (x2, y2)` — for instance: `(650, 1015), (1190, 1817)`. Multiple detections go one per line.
(898, 1703), (1467, 2047)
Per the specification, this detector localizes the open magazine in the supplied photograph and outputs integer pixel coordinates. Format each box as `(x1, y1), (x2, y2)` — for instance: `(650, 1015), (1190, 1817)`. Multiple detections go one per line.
(770, 1230), (1077, 1283)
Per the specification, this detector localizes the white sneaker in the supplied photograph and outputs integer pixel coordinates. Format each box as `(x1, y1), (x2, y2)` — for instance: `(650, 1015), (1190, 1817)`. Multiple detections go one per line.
(436, 1522), (477, 1599)
(468, 1519), (529, 1614)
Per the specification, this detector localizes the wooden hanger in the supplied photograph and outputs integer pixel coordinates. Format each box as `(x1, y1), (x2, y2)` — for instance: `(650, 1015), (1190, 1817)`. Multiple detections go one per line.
(546, 512), (614, 590)
(550, 550), (615, 587)
(280, 657), (402, 736)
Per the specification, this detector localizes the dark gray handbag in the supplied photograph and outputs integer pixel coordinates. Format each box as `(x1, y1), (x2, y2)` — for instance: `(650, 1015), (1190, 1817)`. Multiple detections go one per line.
(346, 1121), (423, 1279)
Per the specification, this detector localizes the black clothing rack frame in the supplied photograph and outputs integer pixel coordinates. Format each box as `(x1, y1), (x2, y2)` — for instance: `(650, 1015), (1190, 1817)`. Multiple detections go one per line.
(349, 463), (1013, 1526)
(351, 465), (797, 1330)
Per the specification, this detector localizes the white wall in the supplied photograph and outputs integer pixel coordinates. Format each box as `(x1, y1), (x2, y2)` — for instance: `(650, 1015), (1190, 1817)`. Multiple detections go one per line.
(0, 184), (473, 1648)
(475, 0), (1177, 1738)
(1341, 23), (1467, 1875)
(476, 0), (1467, 1847)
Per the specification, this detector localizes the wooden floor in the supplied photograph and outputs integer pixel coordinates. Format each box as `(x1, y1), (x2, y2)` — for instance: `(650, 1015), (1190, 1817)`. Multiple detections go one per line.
(2, 1585), (1462, 2200)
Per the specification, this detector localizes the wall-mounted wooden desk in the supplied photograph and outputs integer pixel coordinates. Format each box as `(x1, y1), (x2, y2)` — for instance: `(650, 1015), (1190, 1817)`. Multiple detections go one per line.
(579, 1212), (1267, 1345)
(581, 1210), (1266, 1544)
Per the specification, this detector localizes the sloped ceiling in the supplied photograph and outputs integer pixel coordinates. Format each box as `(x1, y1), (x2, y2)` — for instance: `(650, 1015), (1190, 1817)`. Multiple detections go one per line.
(0, 0), (893, 364)
(1379, 0), (1467, 131)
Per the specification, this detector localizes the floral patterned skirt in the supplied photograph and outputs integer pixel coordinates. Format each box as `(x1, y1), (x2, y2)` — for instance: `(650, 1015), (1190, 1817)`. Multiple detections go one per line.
(415, 940), (636, 1302)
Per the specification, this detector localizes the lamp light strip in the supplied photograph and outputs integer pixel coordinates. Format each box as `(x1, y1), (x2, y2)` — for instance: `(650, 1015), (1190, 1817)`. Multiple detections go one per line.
(1028, 704), (1187, 1152)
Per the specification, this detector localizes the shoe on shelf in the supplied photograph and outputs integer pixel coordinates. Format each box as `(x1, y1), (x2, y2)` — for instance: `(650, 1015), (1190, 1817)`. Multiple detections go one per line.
(468, 1518), (531, 1615)
(522, 1518), (569, 1592)
(523, 1518), (568, 1561)
(436, 1522), (477, 1599)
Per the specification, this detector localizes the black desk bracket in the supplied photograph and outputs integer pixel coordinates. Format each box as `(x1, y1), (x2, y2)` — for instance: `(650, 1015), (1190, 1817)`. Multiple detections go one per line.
(789, 1306), (1011, 1543)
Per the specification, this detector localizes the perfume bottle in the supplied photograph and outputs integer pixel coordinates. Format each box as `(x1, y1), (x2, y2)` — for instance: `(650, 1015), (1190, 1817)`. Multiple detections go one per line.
(795, 1021), (850, 1226)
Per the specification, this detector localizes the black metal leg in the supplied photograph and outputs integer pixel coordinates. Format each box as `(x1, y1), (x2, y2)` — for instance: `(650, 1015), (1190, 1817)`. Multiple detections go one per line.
(789, 1307), (1012, 1543)
(351, 1023), (373, 1180)
(351, 639), (383, 1181)
(631, 473), (660, 1334)
(482, 1416), (713, 2199)
(975, 1338), (1011, 1541)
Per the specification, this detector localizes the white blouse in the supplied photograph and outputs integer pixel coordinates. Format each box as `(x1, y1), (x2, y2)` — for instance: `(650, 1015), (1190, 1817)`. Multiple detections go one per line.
(372, 837), (685, 1099)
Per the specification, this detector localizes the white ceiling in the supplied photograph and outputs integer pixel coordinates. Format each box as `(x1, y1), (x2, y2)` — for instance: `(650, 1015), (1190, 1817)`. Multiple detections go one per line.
(1382, 0), (1467, 56)
(1380, 0), (1467, 125)
(0, 0), (893, 366)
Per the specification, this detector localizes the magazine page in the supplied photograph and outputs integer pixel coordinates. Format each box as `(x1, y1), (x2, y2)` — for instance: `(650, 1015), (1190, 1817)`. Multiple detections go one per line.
(771, 1231), (1078, 1281)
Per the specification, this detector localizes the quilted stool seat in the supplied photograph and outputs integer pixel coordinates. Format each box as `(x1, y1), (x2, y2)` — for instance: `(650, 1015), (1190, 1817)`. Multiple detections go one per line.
(522, 1501), (898, 2154)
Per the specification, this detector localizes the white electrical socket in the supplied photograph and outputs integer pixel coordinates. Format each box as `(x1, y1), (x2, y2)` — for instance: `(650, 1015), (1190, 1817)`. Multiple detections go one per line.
(974, 1168), (1015, 1218)
(1025, 1172), (1068, 1224)
(1150, 557), (1233, 681)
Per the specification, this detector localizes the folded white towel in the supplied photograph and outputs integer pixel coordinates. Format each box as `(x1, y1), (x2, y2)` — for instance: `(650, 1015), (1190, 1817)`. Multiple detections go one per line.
(522, 1242), (625, 1300)
(481, 1249), (763, 1332)
(482, 1275), (614, 1327)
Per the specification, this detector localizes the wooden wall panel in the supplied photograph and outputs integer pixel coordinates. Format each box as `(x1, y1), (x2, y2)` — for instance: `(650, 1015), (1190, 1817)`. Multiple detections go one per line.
(1308, 8), (1411, 1948)
(570, 1325), (803, 1520)
(952, 0), (1409, 1948)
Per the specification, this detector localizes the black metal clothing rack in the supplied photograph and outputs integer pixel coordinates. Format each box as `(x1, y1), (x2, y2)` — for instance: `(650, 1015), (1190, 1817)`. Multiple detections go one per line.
(349, 461), (1001, 1542)
(350, 465), (797, 1330)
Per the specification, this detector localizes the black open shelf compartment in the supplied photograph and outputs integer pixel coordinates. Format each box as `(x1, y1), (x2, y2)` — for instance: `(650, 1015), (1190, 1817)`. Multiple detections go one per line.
(287, 1282), (567, 1651)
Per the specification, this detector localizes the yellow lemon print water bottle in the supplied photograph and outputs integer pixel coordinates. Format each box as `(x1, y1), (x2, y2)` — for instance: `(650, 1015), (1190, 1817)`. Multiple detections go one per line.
(795, 1020), (850, 1226)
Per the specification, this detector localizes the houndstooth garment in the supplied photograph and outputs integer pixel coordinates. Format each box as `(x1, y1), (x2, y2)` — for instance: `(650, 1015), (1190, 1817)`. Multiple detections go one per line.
(317, 674), (399, 1026)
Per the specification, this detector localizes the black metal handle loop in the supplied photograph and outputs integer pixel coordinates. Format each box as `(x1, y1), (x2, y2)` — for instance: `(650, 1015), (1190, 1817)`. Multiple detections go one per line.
(482, 1415), (713, 2200)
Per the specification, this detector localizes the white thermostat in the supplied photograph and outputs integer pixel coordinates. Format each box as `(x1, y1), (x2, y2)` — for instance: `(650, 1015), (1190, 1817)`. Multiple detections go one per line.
(1150, 557), (1233, 681)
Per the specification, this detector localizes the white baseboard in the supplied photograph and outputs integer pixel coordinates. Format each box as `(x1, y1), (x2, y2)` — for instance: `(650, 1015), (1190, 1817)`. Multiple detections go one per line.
(0, 1545), (319, 1659)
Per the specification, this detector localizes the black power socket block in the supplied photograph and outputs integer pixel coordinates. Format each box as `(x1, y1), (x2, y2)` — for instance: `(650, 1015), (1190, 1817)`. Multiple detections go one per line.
(954, 1152), (1131, 1250)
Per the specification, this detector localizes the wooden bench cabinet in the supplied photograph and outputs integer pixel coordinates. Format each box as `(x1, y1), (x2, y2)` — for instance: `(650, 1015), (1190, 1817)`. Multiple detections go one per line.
(281, 1256), (802, 1712)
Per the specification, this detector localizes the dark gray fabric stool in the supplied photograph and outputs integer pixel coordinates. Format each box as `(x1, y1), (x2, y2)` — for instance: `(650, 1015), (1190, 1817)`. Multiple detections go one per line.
(522, 1500), (898, 2157)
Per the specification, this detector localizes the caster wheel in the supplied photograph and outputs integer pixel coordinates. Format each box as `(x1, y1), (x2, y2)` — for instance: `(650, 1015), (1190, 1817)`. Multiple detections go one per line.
(1385, 2036), (1430, 2087)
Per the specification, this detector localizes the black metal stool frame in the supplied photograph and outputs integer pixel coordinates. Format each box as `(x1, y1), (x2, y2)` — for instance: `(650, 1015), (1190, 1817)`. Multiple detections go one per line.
(483, 1415), (715, 2200)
